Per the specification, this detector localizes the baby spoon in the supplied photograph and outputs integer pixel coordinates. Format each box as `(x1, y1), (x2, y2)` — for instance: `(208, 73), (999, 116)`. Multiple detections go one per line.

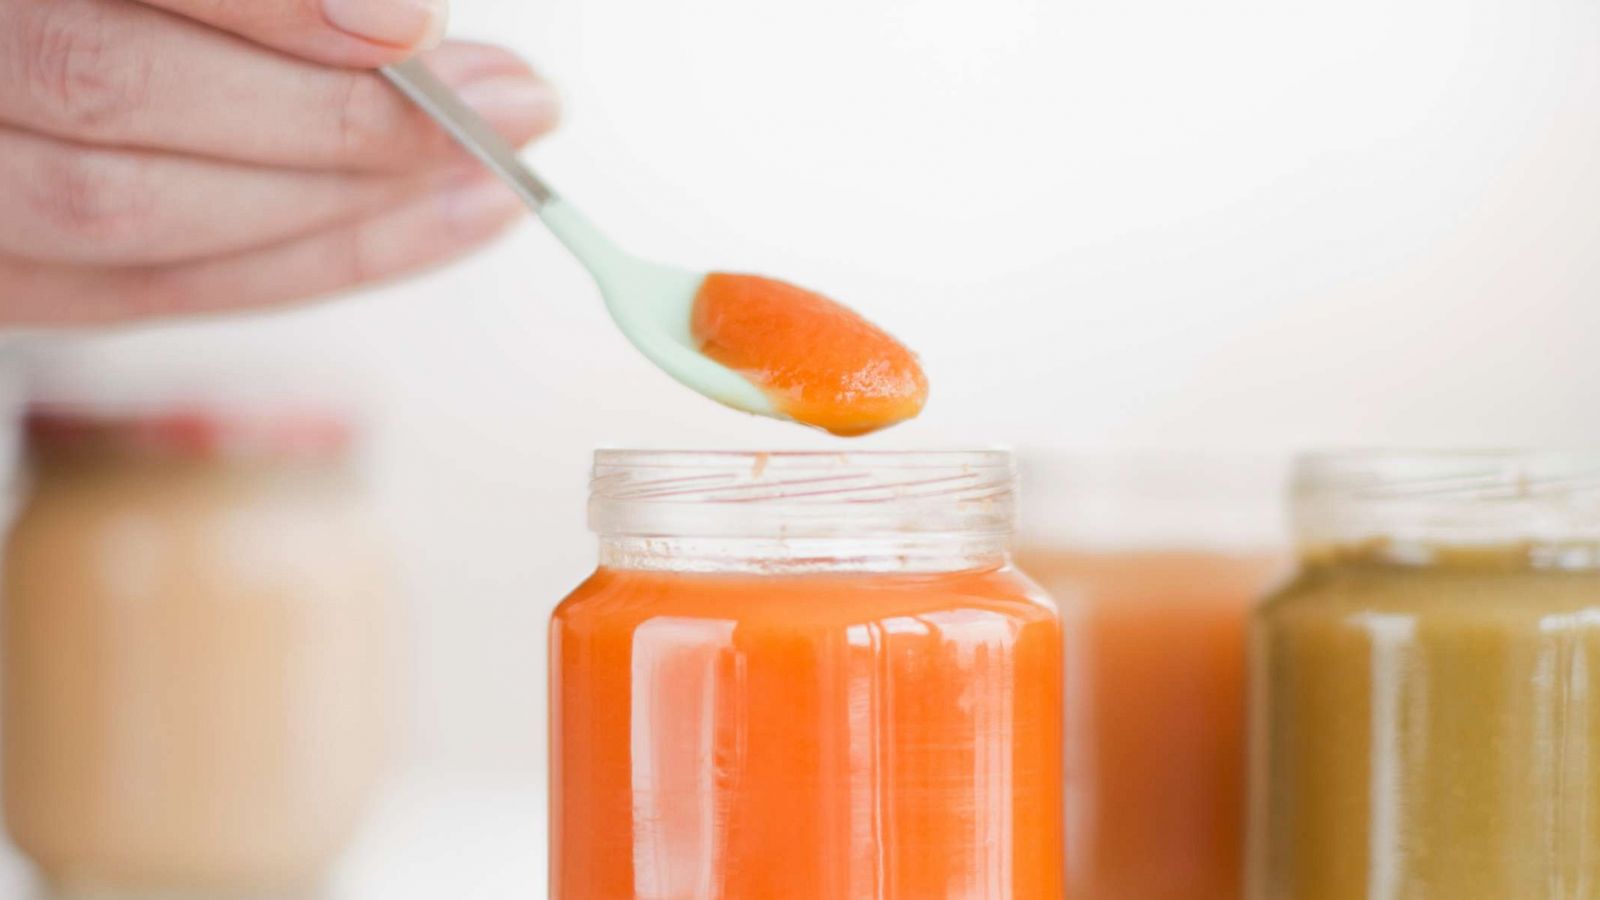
(380, 59), (777, 419)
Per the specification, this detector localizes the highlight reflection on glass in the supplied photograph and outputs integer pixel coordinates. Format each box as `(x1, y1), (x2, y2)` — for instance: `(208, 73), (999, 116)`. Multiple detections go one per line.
(2, 403), (393, 898)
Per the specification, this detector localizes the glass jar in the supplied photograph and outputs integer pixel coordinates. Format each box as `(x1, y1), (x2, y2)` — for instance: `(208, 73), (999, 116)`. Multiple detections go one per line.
(1248, 451), (1600, 900)
(551, 450), (1064, 900)
(2, 405), (393, 898)
(1014, 453), (1289, 900)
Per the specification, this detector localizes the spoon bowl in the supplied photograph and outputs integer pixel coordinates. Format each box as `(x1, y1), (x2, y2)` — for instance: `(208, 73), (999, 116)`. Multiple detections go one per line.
(536, 201), (777, 417)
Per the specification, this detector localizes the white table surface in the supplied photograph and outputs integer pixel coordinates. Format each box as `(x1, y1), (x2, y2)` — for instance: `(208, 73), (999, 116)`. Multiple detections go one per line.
(0, 771), (548, 899)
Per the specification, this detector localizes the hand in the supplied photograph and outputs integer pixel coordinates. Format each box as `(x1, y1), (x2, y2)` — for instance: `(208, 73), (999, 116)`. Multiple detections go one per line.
(0, 0), (559, 326)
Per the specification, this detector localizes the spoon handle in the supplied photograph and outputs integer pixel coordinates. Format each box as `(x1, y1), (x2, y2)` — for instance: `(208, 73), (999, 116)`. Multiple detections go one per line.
(380, 58), (556, 210)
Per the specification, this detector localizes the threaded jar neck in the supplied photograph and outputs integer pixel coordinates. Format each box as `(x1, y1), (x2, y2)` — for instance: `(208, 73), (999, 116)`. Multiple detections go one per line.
(1292, 451), (1600, 568)
(589, 450), (1016, 573)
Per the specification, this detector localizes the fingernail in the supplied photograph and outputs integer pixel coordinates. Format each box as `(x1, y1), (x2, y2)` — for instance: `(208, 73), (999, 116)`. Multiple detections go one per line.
(441, 180), (525, 238)
(324, 0), (449, 49)
(456, 76), (562, 130)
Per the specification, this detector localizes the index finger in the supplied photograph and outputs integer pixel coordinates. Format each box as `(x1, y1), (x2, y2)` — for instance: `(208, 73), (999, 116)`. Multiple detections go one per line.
(135, 0), (448, 68)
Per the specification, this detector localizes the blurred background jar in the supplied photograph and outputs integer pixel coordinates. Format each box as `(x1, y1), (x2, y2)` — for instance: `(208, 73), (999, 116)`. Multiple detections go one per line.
(2, 399), (394, 898)
(1249, 452), (1600, 900)
(1015, 452), (1289, 900)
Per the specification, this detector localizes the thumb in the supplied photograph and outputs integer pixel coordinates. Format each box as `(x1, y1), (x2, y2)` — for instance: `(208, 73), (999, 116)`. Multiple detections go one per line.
(134, 0), (448, 68)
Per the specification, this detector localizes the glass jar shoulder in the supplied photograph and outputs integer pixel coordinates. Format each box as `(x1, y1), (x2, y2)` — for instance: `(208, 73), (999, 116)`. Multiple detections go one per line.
(550, 564), (1060, 717)
(1257, 549), (1600, 626)
(6, 463), (386, 600)
(552, 562), (1058, 633)
(1016, 546), (1287, 611)
(17, 461), (359, 521)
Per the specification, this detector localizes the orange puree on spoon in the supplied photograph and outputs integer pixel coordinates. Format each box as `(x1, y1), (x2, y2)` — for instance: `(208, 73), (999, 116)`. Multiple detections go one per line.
(690, 273), (929, 436)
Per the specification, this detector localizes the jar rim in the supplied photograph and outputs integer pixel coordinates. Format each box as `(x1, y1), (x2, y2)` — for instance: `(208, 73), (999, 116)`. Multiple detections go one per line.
(593, 448), (1012, 471)
(1016, 450), (1289, 549)
(1292, 449), (1600, 551)
(589, 448), (1016, 544)
(1295, 450), (1600, 499)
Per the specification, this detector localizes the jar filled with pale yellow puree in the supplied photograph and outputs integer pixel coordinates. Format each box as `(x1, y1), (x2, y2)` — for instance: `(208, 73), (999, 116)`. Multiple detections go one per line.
(2, 404), (393, 898)
(1249, 451), (1600, 900)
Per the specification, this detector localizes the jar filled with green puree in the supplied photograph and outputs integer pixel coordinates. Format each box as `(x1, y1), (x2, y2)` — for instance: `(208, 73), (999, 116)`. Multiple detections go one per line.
(1249, 452), (1600, 900)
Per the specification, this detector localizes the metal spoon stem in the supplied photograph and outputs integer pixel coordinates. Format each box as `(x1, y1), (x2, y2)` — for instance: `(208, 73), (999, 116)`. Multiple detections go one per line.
(380, 58), (556, 210)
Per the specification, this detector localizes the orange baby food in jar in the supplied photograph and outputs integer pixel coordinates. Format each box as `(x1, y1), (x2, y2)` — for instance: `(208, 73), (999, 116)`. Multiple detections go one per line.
(2, 404), (392, 897)
(552, 450), (1064, 899)
(1014, 454), (1289, 900)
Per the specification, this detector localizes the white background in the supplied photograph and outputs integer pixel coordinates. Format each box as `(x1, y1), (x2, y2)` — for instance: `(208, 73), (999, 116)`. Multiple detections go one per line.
(5, 0), (1600, 889)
